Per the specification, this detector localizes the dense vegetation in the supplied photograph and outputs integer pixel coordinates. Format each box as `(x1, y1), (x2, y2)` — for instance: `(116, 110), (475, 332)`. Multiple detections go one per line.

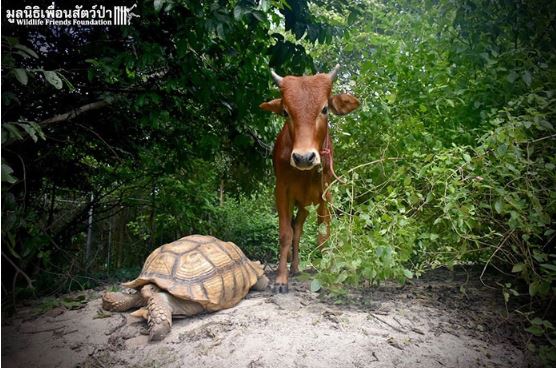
(2, 0), (555, 363)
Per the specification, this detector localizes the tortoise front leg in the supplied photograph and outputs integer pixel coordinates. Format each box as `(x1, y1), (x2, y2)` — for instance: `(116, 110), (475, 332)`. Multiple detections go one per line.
(102, 291), (145, 312)
(141, 284), (173, 341)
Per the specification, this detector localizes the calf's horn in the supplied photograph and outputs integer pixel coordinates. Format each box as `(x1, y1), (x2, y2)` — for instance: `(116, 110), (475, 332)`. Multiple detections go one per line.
(328, 64), (340, 81)
(270, 69), (283, 87)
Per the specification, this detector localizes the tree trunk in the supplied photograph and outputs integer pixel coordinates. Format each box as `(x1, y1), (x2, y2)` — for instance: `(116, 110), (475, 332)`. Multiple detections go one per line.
(85, 192), (94, 273)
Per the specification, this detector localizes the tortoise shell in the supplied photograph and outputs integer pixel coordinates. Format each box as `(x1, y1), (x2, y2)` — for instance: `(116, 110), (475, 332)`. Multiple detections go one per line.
(122, 235), (264, 310)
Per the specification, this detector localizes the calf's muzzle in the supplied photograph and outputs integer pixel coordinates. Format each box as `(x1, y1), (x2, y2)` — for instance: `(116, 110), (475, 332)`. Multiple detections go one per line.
(291, 150), (320, 170)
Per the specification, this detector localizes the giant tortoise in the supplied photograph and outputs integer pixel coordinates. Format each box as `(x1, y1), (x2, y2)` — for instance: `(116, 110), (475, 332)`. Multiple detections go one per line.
(102, 235), (268, 340)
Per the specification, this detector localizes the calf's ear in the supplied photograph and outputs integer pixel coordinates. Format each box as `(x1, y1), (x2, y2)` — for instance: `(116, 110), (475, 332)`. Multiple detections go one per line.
(259, 98), (283, 114)
(329, 94), (360, 115)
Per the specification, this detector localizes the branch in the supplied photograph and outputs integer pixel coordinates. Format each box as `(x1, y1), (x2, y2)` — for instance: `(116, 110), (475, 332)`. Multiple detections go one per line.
(517, 133), (556, 145)
(77, 123), (121, 160)
(40, 100), (109, 126)
(246, 128), (273, 156)
(2, 251), (34, 289)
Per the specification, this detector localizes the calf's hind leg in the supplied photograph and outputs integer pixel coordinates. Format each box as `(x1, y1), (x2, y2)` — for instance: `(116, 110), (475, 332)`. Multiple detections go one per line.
(291, 206), (309, 275)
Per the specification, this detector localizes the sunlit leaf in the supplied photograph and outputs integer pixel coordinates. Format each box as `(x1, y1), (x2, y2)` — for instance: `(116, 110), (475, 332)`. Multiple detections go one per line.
(14, 68), (28, 85)
(43, 71), (63, 89)
(310, 279), (321, 292)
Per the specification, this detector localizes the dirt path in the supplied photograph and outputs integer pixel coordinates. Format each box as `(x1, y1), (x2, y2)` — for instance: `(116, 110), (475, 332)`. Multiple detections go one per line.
(2, 268), (535, 368)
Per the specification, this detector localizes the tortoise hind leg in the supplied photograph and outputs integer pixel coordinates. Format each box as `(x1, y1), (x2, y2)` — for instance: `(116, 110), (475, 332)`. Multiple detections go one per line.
(102, 291), (145, 312)
(253, 274), (269, 291)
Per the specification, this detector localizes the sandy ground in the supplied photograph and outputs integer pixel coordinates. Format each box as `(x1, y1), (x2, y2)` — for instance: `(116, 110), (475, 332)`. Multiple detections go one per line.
(2, 268), (537, 368)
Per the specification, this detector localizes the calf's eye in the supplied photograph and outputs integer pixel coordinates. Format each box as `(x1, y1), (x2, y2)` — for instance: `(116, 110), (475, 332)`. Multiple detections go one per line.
(283, 110), (289, 117)
(321, 106), (328, 114)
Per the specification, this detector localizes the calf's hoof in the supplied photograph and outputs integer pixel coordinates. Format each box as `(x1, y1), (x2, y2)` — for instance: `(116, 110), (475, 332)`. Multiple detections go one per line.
(273, 283), (289, 293)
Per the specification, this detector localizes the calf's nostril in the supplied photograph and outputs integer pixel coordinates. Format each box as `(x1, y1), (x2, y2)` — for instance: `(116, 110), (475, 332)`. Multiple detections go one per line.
(292, 153), (303, 165)
(307, 152), (316, 162)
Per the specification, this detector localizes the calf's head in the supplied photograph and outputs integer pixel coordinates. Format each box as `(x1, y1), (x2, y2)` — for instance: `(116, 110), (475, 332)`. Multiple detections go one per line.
(260, 65), (359, 170)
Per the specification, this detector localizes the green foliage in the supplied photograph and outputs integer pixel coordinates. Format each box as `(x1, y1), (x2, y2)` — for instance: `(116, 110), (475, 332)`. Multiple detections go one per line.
(316, 92), (555, 290)
(205, 191), (278, 263)
(305, 0), (556, 358)
(2, 0), (555, 360)
(2, 0), (340, 302)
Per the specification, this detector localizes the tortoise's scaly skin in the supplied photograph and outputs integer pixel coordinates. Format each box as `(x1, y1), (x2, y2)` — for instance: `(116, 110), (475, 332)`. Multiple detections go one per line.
(102, 235), (268, 340)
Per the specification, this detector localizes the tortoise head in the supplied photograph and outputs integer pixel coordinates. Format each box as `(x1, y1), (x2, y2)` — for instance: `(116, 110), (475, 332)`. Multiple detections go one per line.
(251, 261), (269, 291)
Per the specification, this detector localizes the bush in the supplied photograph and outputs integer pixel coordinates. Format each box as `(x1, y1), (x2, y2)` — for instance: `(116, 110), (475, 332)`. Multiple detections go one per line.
(205, 191), (278, 263)
(316, 92), (556, 294)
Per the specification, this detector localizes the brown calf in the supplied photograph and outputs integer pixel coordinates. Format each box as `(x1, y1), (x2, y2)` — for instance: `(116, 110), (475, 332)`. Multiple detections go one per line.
(259, 65), (359, 293)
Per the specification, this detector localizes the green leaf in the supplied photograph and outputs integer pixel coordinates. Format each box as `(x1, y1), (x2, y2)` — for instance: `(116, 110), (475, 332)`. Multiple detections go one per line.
(463, 153), (471, 163)
(1, 163), (17, 184)
(529, 281), (539, 297)
(540, 263), (556, 272)
(57, 73), (75, 92)
(531, 317), (544, 326)
(494, 199), (503, 214)
(386, 93), (397, 104)
(14, 68), (28, 85)
(18, 123), (38, 142)
(506, 71), (518, 83)
(511, 263), (524, 273)
(43, 71), (63, 89)
(525, 325), (544, 337)
(14, 44), (39, 58)
(233, 5), (244, 20)
(29, 122), (46, 140)
(539, 120), (554, 131)
(310, 279), (321, 292)
(14, 50), (30, 59)
(403, 269), (413, 278)
(258, 0), (270, 12)
(216, 23), (225, 39)
(154, 0), (165, 12)
(3, 123), (23, 140)
(522, 71), (532, 87)
(252, 11), (265, 22)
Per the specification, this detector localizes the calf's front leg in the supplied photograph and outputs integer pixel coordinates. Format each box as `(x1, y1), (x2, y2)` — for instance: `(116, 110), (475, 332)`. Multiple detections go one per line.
(275, 189), (293, 293)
